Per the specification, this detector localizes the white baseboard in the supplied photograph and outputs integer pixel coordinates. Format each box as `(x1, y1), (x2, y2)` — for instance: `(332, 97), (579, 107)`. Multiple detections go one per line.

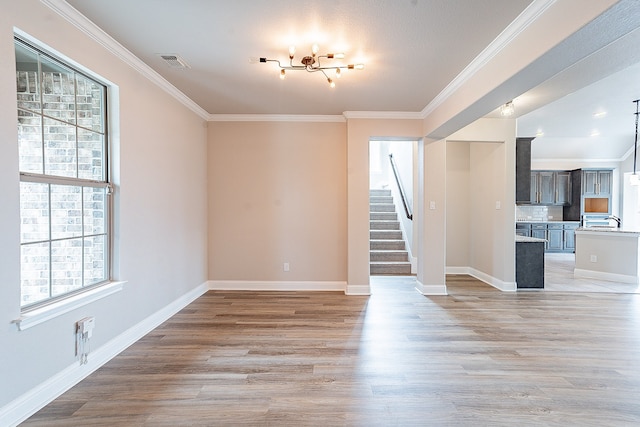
(345, 284), (371, 295)
(574, 268), (639, 284)
(415, 279), (447, 295)
(0, 281), (209, 427)
(446, 266), (517, 292)
(209, 280), (348, 292)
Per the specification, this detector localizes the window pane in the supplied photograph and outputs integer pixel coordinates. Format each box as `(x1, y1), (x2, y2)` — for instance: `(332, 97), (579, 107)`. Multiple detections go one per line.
(20, 182), (49, 243)
(15, 42), (41, 112)
(83, 186), (106, 235)
(84, 235), (107, 285)
(21, 242), (50, 306)
(51, 184), (82, 240)
(18, 109), (43, 174)
(76, 74), (104, 132)
(78, 128), (104, 180)
(40, 55), (76, 124)
(51, 238), (83, 297)
(44, 117), (77, 178)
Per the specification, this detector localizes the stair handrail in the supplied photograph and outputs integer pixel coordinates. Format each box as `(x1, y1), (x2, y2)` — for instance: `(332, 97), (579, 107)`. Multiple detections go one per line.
(388, 153), (413, 220)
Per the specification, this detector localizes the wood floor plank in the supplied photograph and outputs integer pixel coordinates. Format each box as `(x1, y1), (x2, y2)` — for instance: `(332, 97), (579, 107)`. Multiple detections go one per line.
(21, 275), (640, 426)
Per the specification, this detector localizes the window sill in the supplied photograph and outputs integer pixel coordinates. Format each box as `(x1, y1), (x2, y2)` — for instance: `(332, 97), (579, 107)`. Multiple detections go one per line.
(12, 281), (126, 331)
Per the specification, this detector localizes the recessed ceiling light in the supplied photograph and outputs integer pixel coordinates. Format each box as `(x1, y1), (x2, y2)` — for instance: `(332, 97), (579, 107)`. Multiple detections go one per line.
(535, 130), (544, 137)
(590, 129), (600, 137)
(593, 111), (607, 118)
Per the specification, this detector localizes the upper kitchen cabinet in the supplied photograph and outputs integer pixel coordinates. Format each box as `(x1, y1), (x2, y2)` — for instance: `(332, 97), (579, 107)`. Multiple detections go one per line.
(515, 137), (534, 203)
(531, 171), (555, 204)
(530, 170), (572, 205)
(563, 168), (613, 221)
(582, 169), (612, 196)
(555, 171), (572, 205)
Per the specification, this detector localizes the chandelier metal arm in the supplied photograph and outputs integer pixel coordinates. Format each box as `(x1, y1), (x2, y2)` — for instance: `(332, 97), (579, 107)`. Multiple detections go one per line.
(260, 46), (364, 87)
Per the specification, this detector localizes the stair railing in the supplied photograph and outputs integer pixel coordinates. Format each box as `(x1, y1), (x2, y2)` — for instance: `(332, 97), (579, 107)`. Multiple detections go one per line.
(389, 153), (413, 220)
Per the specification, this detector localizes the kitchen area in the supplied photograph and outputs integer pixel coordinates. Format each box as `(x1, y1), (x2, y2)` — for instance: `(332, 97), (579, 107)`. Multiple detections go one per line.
(514, 137), (640, 290)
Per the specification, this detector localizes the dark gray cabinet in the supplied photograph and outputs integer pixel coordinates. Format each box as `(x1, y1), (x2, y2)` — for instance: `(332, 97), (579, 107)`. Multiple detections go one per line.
(563, 223), (578, 251)
(516, 222), (578, 253)
(530, 170), (571, 205)
(546, 223), (563, 251)
(583, 169), (612, 196)
(516, 138), (534, 203)
(555, 171), (571, 205)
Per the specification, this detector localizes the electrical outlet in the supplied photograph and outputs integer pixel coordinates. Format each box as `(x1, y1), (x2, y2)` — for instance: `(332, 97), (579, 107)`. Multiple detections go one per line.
(77, 317), (95, 338)
(283, 262), (290, 272)
(590, 255), (597, 263)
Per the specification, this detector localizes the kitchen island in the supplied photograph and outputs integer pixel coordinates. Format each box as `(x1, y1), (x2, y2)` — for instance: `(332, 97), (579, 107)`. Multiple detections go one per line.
(574, 227), (640, 284)
(516, 235), (546, 289)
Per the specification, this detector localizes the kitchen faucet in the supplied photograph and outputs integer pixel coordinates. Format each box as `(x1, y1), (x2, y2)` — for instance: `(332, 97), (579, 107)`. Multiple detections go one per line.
(607, 215), (621, 228)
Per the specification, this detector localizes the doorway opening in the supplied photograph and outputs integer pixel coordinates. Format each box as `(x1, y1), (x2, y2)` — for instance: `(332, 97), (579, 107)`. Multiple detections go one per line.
(369, 139), (418, 280)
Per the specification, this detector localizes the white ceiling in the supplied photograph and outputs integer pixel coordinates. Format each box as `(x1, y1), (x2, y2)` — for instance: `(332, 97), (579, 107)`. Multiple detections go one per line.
(63, 0), (640, 161)
(64, 0), (532, 115)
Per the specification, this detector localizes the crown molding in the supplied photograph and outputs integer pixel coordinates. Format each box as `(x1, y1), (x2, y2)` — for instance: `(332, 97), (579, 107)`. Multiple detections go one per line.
(420, 0), (557, 118)
(532, 157), (623, 164)
(40, 0), (210, 121)
(208, 114), (345, 123)
(342, 111), (423, 120)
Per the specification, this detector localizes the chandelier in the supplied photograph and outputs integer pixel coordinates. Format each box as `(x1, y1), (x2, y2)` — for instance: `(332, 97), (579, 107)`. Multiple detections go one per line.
(260, 44), (364, 88)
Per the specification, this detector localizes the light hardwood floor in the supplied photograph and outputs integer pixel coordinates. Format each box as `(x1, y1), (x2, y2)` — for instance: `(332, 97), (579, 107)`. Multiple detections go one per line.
(545, 253), (640, 294)
(23, 275), (640, 426)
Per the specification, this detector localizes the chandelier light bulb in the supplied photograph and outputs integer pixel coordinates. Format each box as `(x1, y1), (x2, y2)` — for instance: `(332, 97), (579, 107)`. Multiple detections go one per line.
(335, 68), (341, 78)
(328, 77), (335, 88)
(312, 44), (319, 56)
(280, 69), (286, 79)
(288, 46), (296, 59)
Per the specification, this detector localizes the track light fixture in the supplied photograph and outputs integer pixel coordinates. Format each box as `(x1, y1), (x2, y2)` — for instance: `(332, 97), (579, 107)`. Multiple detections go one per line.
(260, 44), (364, 88)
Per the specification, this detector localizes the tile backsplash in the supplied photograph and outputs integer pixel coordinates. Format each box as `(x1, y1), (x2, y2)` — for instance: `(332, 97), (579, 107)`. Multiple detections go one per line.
(516, 205), (564, 222)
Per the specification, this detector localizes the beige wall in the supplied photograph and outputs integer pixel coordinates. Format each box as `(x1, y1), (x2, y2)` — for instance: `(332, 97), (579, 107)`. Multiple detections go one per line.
(1, 0), (209, 414)
(208, 121), (347, 283)
(446, 118), (516, 290)
(446, 142), (471, 268)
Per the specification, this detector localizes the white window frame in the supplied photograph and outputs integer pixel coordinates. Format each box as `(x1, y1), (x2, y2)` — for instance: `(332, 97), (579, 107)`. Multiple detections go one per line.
(14, 35), (119, 321)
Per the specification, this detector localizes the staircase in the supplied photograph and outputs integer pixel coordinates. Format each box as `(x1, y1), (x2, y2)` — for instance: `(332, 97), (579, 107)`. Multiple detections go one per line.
(369, 189), (412, 275)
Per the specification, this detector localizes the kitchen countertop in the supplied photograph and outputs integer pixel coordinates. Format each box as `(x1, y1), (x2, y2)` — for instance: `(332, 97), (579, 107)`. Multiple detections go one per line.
(576, 227), (640, 235)
(516, 235), (547, 243)
(516, 220), (580, 224)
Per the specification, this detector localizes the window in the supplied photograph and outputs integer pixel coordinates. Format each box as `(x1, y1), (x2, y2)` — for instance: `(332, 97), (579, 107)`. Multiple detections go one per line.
(15, 37), (111, 309)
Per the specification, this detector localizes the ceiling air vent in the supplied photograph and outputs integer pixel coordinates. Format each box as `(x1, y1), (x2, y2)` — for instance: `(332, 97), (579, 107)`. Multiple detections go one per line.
(159, 54), (191, 69)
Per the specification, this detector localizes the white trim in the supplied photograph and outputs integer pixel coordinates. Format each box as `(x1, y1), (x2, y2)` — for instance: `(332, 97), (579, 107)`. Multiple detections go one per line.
(343, 111), (423, 120)
(345, 284), (371, 295)
(1, 281), (209, 427)
(208, 114), (345, 123)
(13, 281), (126, 331)
(40, 0), (210, 121)
(415, 279), (447, 295)
(574, 268), (639, 284)
(421, 0), (556, 118)
(446, 266), (517, 292)
(468, 267), (517, 292)
(532, 157), (623, 164)
(209, 280), (347, 292)
(445, 266), (469, 275)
